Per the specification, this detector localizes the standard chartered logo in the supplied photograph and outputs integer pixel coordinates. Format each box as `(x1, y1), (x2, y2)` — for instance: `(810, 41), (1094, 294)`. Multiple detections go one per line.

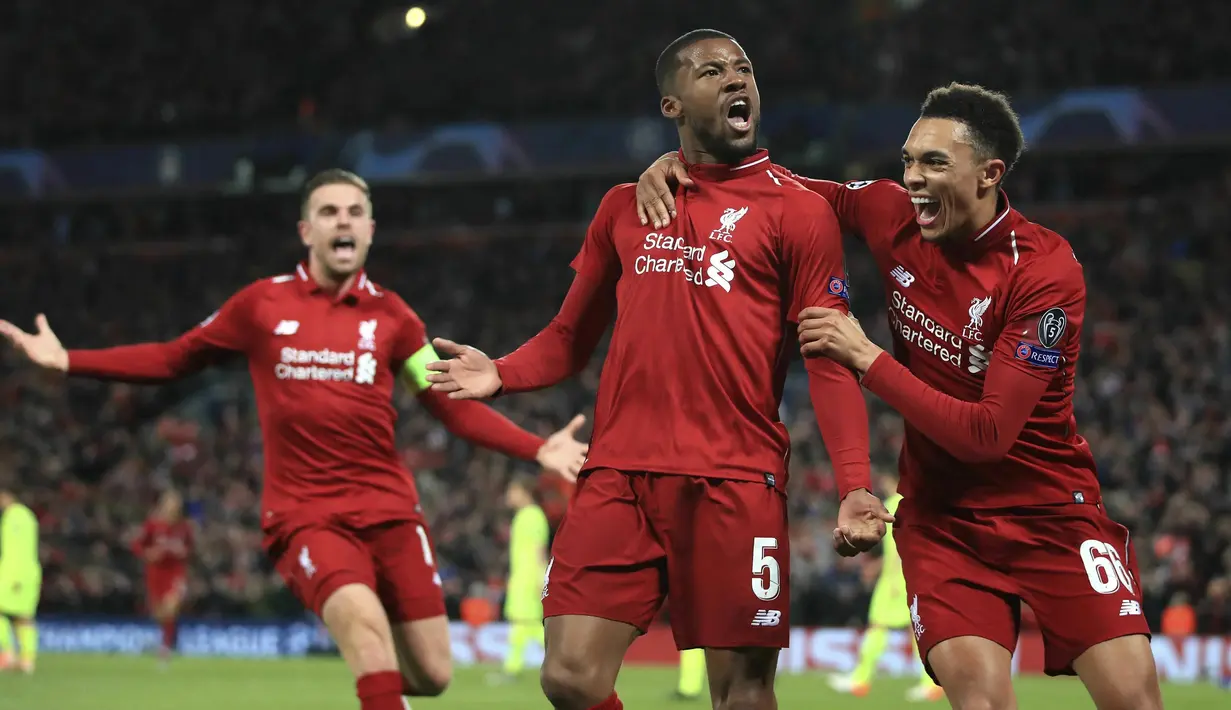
(704, 250), (736, 292)
(274, 347), (378, 386)
(355, 353), (378, 385)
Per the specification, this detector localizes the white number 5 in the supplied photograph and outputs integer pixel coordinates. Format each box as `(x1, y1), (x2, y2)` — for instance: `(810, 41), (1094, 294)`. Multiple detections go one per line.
(751, 537), (781, 601)
(1079, 539), (1133, 595)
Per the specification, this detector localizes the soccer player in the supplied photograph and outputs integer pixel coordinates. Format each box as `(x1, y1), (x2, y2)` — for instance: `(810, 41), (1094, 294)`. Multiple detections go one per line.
(0, 488), (41, 674)
(635, 84), (1163, 710)
(0, 169), (590, 710)
(426, 29), (893, 710)
(132, 489), (194, 662)
(827, 473), (942, 702)
(498, 474), (550, 682)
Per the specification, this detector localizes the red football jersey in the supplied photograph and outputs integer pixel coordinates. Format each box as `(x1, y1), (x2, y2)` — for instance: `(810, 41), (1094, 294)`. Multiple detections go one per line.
(133, 518), (194, 574)
(778, 173), (1100, 509)
(70, 265), (429, 525)
(498, 150), (871, 496)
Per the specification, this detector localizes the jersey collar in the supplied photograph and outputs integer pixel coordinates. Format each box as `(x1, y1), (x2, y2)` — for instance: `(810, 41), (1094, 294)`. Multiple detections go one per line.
(943, 190), (1015, 260)
(679, 148), (771, 182)
(295, 261), (374, 304)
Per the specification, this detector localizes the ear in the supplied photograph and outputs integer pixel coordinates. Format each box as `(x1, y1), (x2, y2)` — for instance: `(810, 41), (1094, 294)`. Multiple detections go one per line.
(661, 95), (682, 120)
(297, 220), (311, 247)
(981, 158), (1007, 190)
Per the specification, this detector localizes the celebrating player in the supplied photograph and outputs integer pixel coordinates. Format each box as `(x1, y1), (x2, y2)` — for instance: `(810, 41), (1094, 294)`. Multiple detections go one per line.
(131, 489), (194, 662)
(496, 475), (550, 682)
(827, 473), (941, 703)
(0, 169), (590, 710)
(427, 29), (892, 710)
(0, 488), (40, 675)
(636, 84), (1163, 710)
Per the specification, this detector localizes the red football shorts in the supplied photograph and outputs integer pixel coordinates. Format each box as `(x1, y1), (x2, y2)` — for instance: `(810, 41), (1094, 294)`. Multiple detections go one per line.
(145, 570), (187, 608)
(264, 515), (445, 623)
(543, 469), (790, 649)
(895, 498), (1151, 680)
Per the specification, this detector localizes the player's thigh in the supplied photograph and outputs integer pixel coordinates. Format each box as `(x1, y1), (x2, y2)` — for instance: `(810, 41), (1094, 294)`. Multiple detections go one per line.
(1073, 635), (1163, 710)
(267, 522), (379, 618)
(1011, 507), (1153, 677)
(542, 614), (641, 706)
(2, 575), (39, 620)
(320, 582), (399, 676)
(656, 477), (790, 650)
(154, 576), (187, 617)
(0, 577), (39, 620)
(541, 469), (666, 632)
(893, 503), (1020, 683)
(539, 470), (664, 704)
(927, 636), (1017, 710)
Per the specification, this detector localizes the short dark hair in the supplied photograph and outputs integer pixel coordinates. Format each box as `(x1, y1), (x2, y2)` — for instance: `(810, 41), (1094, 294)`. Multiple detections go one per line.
(300, 169), (371, 218)
(655, 29), (737, 96)
(920, 83), (1024, 177)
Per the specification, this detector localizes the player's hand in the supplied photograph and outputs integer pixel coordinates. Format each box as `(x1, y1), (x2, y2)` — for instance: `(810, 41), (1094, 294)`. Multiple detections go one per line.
(425, 338), (502, 399)
(536, 414), (589, 482)
(834, 488), (895, 557)
(636, 153), (694, 229)
(798, 307), (883, 374)
(0, 314), (69, 372)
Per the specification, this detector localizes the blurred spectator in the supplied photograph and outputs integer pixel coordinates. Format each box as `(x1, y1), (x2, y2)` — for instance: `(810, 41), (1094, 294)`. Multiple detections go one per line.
(4, 0), (1231, 148)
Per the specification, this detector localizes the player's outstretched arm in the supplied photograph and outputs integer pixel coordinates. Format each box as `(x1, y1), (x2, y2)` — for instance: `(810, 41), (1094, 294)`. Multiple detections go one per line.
(428, 274), (615, 400)
(404, 338), (588, 480)
(0, 314), (69, 372)
(1, 291), (253, 383)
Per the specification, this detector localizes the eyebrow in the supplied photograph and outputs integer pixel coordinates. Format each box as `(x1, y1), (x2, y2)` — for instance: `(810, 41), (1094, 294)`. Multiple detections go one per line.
(902, 149), (951, 161)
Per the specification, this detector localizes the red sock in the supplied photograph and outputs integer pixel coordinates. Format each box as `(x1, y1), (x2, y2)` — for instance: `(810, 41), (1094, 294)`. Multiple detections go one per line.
(357, 671), (405, 710)
(590, 692), (623, 710)
(161, 620), (176, 651)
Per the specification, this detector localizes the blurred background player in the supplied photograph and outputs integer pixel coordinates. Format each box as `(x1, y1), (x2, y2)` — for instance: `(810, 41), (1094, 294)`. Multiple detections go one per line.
(0, 169), (589, 710)
(495, 474), (550, 683)
(827, 473), (942, 703)
(675, 648), (706, 701)
(0, 488), (41, 674)
(131, 489), (194, 663)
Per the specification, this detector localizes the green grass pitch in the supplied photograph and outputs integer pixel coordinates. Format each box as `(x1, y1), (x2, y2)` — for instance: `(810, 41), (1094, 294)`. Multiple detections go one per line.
(0, 655), (1223, 709)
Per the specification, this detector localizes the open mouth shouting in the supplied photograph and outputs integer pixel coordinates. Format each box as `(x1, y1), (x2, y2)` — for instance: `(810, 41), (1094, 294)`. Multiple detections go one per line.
(330, 235), (358, 259)
(911, 195), (940, 227)
(726, 97), (752, 134)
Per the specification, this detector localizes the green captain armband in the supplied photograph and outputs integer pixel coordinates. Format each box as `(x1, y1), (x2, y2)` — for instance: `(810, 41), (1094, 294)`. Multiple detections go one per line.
(401, 342), (441, 394)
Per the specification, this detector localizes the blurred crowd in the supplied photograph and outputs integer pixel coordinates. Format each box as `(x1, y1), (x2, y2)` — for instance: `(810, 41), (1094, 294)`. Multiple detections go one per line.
(2, 157), (1230, 632)
(3, 0), (1231, 147)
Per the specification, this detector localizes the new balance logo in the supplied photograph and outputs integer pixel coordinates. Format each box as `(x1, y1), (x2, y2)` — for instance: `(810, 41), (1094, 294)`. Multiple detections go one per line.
(1119, 600), (1142, 616)
(705, 250), (736, 292)
(274, 320), (300, 335)
(751, 610), (781, 627)
(891, 265), (915, 288)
